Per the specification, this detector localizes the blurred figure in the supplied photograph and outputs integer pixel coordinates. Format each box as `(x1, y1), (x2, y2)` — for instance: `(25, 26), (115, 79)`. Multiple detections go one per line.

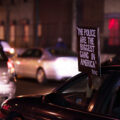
(0, 43), (3, 51)
(56, 37), (67, 48)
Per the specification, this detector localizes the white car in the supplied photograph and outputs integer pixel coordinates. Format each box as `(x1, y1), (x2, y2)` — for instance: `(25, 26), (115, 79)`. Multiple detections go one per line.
(13, 47), (80, 83)
(0, 45), (16, 104)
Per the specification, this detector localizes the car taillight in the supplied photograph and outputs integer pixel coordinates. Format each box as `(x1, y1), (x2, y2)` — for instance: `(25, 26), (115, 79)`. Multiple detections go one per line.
(7, 59), (15, 74)
(2, 104), (11, 111)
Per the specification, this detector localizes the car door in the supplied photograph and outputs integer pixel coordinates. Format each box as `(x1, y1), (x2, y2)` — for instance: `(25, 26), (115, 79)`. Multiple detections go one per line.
(24, 49), (43, 77)
(13, 55), (26, 75)
(14, 49), (34, 76)
(91, 71), (120, 120)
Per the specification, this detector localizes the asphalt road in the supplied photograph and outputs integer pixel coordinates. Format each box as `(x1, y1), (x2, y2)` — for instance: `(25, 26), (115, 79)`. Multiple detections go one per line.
(15, 78), (63, 97)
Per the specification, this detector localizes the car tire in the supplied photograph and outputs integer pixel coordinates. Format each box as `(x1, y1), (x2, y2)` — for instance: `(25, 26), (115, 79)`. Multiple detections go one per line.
(36, 68), (46, 84)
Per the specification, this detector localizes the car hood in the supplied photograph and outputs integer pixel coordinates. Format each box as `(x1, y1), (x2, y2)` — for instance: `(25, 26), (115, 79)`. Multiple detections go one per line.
(3, 92), (64, 107)
(4, 94), (44, 106)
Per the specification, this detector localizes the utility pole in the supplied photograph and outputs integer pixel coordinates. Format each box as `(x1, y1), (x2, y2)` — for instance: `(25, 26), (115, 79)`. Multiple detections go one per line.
(6, 1), (10, 42)
(34, 0), (40, 47)
(72, 0), (77, 52)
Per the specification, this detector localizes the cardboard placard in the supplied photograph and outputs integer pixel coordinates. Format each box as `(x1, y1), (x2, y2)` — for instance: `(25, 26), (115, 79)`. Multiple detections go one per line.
(77, 27), (101, 76)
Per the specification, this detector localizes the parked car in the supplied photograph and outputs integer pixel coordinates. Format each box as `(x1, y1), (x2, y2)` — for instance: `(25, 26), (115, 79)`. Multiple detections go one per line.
(1, 66), (120, 120)
(13, 47), (79, 83)
(0, 45), (16, 105)
(0, 40), (16, 58)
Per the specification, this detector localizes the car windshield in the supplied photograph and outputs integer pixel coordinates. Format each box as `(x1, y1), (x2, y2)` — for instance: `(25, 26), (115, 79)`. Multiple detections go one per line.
(49, 72), (111, 108)
(56, 73), (103, 95)
(46, 48), (77, 57)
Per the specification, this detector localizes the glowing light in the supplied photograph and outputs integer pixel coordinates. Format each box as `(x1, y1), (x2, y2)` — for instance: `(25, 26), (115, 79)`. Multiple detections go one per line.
(7, 59), (15, 73)
(15, 104), (18, 106)
(0, 83), (14, 94)
(10, 48), (15, 54)
(2, 104), (11, 111)
(109, 19), (119, 30)
(108, 19), (120, 46)
(54, 57), (79, 79)
(47, 111), (59, 116)
(16, 61), (20, 65)
(2, 72), (7, 76)
(109, 19), (115, 29)
(88, 103), (94, 112)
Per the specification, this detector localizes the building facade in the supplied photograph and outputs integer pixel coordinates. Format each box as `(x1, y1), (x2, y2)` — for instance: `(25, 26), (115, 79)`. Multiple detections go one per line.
(103, 0), (120, 53)
(0, 0), (120, 53)
(0, 0), (34, 48)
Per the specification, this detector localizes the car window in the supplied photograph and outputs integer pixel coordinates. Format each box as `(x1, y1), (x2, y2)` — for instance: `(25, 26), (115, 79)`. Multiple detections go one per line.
(57, 73), (102, 110)
(33, 50), (42, 58)
(20, 49), (42, 58)
(107, 80), (120, 118)
(111, 87), (120, 118)
(91, 72), (120, 118)
(20, 49), (33, 57)
(47, 48), (77, 57)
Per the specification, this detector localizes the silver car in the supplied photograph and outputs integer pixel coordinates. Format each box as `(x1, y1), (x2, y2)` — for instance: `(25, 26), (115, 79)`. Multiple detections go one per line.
(13, 47), (80, 83)
(0, 46), (16, 104)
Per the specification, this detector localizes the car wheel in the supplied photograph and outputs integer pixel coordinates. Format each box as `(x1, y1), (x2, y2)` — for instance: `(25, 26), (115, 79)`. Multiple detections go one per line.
(36, 68), (46, 83)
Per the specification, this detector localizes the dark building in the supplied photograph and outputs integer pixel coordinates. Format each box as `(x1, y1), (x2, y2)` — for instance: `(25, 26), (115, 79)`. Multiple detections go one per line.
(0, 0), (120, 54)
(34, 0), (73, 49)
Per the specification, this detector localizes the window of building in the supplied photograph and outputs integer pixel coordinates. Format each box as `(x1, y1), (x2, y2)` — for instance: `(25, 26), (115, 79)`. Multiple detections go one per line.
(23, 24), (29, 42)
(0, 24), (5, 40)
(108, 19), (120, 46)
(37, 24), (42, 37)
(10, 24), (16, 42)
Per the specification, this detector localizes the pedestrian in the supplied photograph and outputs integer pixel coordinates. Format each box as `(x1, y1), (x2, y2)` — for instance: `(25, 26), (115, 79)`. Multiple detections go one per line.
(56, 37), (66, 48)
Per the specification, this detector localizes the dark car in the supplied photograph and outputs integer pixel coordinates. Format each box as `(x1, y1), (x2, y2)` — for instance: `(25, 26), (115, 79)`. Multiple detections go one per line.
(102, 54), (120, 66)
(1, 66), (120, 120)
(0, 45), (16, 105)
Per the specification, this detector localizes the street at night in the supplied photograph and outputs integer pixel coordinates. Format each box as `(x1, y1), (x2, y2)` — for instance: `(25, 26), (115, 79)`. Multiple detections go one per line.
(0, 0), (120, 120)
(15, 78), (63, 96)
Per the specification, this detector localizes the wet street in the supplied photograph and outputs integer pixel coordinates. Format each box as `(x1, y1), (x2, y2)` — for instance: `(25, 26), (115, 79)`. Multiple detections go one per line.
(15, 78), (63, 97)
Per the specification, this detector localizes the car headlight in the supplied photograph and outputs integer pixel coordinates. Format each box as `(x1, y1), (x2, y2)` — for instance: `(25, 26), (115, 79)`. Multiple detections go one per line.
(10, 48), (15, 54)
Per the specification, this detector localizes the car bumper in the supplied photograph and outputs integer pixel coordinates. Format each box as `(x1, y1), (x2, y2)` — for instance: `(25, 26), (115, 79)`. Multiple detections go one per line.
(0, 81), (16, 106)
(0, 81), (16, 97)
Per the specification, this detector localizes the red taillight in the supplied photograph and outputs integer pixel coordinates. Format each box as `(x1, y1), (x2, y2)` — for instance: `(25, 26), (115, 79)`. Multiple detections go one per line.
(2, 104), (11, 111)
(7, 59), (15, 73)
